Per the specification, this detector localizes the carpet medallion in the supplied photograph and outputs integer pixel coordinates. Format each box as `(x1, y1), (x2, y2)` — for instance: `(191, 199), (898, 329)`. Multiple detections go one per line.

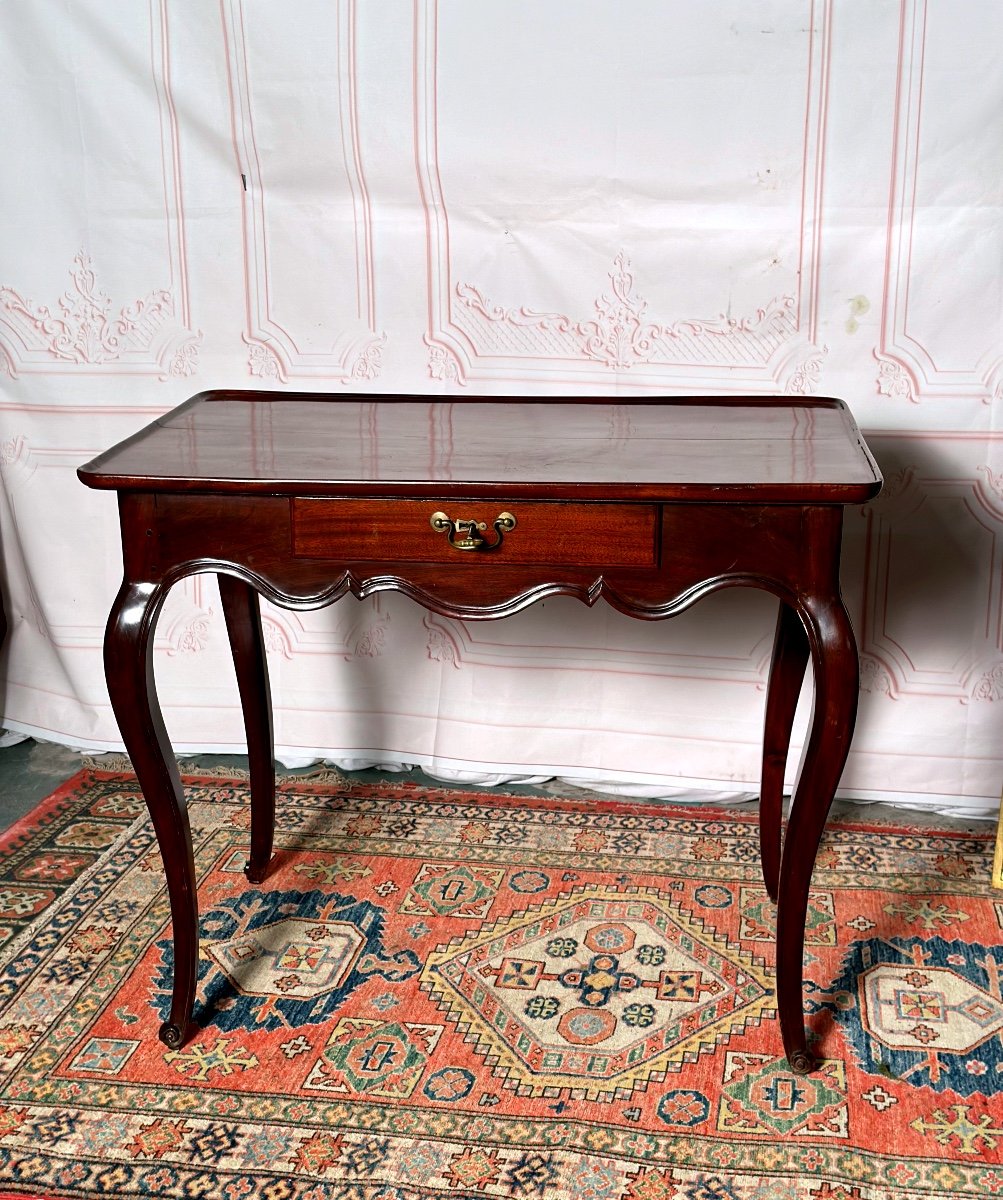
(0, 770), (1000, 1199)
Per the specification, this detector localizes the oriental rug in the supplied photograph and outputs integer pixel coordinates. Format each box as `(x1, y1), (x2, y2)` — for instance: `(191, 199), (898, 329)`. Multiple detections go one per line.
(0, 769), (1000, 1199)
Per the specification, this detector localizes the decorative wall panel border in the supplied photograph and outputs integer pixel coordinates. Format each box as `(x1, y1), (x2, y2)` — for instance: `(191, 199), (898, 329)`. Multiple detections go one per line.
(0, 0), (199, 380)
(222, 0), (385, 383)
(416, 0), (831, 390)
(860, 442), (1003, 701)
(255, 598), (390, 664)
(876, 0), (1003, 404)
(422, 610), (774, 687)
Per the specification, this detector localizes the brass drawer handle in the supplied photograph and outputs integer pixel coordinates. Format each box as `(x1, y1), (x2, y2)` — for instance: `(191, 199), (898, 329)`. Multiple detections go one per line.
(429, 510), (516, 552)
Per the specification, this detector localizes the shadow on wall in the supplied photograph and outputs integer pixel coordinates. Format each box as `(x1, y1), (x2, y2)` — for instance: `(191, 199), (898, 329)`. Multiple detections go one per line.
(848, 431), (1002, 723)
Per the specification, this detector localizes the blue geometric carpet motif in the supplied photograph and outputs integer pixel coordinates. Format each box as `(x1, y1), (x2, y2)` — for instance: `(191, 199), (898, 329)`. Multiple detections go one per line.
(154, 888), (421, 1033)
(821, 935), (1003, 1094)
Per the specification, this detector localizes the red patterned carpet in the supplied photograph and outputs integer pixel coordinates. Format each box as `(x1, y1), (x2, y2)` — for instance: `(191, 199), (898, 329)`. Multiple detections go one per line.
(0, 769), (1000, 1198)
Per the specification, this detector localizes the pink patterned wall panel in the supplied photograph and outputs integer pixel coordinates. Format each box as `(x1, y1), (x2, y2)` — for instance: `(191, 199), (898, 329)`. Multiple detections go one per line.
(1, 2), (1001, 811)
(0, 0), (200, 382)
(422, 589), (777, 687)
(221, 0), (385, 383)
(416, 0), (830, 392)
(859, 432), (1003, 705)
(875, 0), (1003, 404)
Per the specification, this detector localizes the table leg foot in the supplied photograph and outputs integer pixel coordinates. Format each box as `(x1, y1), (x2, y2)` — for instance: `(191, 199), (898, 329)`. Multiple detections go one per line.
(220, 575), (276, 884)
(244, 859), (272, 885)
(105, 579), (200, 1049)
(788, 1048), (816, 1076)
(760, 602), (809, 903)
(159, 1021), (188, 1051)
(775, 595), (858, 1073)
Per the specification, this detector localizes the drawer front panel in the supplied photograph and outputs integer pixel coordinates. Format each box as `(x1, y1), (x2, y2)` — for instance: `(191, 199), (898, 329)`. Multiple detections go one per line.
(292, 499), (659, 567)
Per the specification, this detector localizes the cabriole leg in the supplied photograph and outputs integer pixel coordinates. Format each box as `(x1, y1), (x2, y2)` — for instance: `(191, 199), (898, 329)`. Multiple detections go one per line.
(775, 595), (858, 1075)
(219, 574), (275, 884)
(104, 579), (197, 1050)
(760, 601), (810, 901)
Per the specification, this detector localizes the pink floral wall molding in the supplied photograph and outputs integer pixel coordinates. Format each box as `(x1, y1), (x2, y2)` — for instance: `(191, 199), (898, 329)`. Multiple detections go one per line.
(452, 254), (803, 375)
(971, 662), (1003, 703)
(166, 608), (214, 658)
(784, 346), (829, 396)
(424, 616), (461, 669)
(0, 253), (200, 381)
(416, 0), (832, 389)
(859, 654), (896, 697)
(0, 0), (198, 383)
(226, 600), (390, 665)
(260, 619), (293, 661)
(155, 592), (391, 663)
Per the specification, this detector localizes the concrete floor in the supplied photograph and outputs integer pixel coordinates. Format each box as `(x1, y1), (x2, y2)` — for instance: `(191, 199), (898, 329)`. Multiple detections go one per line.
(0, 735), (995, 836)
(0, 738), (92, 830)
(0, 737), (585, 833)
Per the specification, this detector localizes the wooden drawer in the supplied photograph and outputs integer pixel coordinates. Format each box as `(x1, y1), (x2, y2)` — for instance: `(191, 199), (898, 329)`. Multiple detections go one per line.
(292, 499), (659, 567)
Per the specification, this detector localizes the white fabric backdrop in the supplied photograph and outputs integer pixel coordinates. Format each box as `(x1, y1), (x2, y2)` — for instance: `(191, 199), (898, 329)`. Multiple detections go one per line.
(1, 1), (1001, 816)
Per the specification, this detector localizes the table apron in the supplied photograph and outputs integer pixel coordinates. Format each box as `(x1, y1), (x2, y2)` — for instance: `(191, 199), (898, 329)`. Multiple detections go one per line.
(119, 493), (845, 618)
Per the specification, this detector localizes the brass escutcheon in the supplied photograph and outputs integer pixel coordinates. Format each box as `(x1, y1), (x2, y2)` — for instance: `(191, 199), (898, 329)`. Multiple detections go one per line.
(430, 510), (516, 551)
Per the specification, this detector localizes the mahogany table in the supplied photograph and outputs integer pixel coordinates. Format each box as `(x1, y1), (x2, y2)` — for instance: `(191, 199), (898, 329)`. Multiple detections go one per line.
(79, 391), (881, 1075)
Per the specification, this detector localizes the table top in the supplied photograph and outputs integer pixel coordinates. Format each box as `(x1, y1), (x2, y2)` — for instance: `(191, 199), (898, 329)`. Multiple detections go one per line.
(78, 391), (882, 503)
